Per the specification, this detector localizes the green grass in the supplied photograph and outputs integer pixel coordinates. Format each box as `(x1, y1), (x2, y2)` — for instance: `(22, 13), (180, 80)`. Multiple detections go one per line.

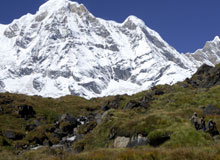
(0, 65), (220, 159)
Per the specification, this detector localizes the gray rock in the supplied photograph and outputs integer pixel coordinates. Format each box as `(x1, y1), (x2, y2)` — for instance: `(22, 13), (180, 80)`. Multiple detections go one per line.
(113, 67), (131, 81)
(15, 36), (33, 49)
(3, 130), (24, 140)
(95, 44), (104, 49)
(60, 114), (78, 126)
(127, 134), (149, 147)
(35, 11), (48, 22)
(142, 28), (165, 49)
(125, 100), (140, 110)
(102, 95), (121, 111)
(123, 19), (137, 30)
(113, 136), (130, 148)
(25, 119), (41, 131)
(4, 23), (19, 38)
(109, 44), (119, 52)
(68, 3), (89, 16)
(79, 81), (101, 94)
(33, 78), (44, 92)
(113, 135), (148, 148)
(19, 67), (33, 76)
(0, 81), (5, 89)
(95, 26), (110, 38)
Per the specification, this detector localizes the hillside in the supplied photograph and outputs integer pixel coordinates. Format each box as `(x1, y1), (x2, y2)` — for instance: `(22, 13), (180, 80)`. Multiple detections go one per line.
(0, 63), (220, 160)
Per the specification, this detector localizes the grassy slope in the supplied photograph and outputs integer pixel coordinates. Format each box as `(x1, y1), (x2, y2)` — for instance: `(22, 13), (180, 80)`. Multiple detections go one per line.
(0, 65), (220, 159)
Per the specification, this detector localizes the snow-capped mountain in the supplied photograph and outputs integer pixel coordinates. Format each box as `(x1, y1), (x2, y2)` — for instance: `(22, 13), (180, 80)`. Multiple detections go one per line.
(0, 0), (219, 99)
(186, 36), (220, 67)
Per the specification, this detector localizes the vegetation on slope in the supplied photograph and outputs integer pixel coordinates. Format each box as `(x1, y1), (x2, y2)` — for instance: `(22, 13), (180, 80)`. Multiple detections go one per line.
(0, 64), (220, 159)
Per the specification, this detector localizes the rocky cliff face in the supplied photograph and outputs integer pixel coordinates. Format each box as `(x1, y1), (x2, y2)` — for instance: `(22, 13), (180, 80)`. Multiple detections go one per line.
(186, 36), (220, 67)
(0, 0), (219, 99)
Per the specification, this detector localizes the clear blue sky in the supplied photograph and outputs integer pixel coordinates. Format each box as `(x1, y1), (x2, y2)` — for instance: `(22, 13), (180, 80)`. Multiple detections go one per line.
(0, 0), (219, 53)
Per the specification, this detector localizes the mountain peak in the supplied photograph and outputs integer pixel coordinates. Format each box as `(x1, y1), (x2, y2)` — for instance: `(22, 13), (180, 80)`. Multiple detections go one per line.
(213, 36), (220, 42)
(38, 0), (81, 14)
(1, 0), (219, 99)
(122, 15), (145, 29)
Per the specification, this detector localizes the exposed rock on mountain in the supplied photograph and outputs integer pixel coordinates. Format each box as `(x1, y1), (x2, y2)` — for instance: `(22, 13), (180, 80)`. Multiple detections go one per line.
(187, 36), (220, 67)
(185, 64), (220, 88)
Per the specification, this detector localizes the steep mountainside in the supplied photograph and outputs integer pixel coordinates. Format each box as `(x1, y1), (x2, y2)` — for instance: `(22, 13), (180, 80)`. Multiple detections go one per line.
(0, 0), (219, 99)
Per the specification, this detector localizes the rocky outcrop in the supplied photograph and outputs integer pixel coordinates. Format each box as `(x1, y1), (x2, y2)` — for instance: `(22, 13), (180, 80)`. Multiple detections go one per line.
(124, 100), (141, 110)
(101, 95), (121, 111)
(113, 137), (130, 148)
(2, 130), (24, 140)
(186, 64), (220, 88)
(25, 119), (41, 131)
(127, 134), (149, 147)
(124, 92), (155, 110)
(113, 135), (148, 148)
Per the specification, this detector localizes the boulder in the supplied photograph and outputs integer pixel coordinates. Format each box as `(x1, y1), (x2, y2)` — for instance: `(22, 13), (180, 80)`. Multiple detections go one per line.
(113, 136), (130, 148)
(57, 113), (79, 136)
(25, 119), (41, 131)
(127, 134), (149, 147)
(3, 130), (24, 140)
(101, 95), (121, 111)
(16, 105), (36, 119)
(141, 94), (154, 103)
(203, 104), (220, 115)
(60, 113), (78, 128)
(124, 100), (140, 110)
